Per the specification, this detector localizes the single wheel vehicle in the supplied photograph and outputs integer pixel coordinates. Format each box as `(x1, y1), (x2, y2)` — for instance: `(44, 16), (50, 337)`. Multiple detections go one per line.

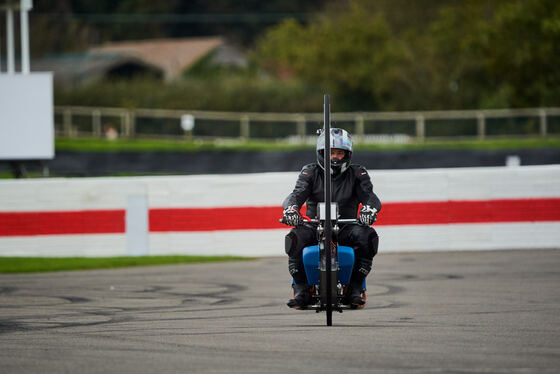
(285, 202), (367, 314)
(282, 94), (374, 326)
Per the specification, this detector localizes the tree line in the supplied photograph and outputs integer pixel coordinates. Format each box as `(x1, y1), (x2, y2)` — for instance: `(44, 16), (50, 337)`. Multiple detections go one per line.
(253, 0), (560, 111)
(30, 0), (560, 112)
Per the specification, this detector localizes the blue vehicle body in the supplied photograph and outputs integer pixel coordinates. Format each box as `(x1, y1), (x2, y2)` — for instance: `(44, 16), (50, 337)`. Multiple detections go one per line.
(299, 245), (366, 289)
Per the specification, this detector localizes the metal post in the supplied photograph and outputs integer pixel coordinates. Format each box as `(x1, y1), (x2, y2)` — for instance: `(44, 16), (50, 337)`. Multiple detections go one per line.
(92, 109), (102, 137)
(415, 114), (425, 141)
(355, 114), (365, 142)
(296, 115), (306, 141)
(38, 160), (49, 177)
(20, 0), (31, 74)
(129, 111), (136, 138)
(6, 6), (15, 74)
(539, 109), (547, 137)
(119, 111), (126, 137)
(122, 111), (134, 138)
(63, 109), (72, 137)
(240, 115), (250, 141)
(477, 112), (486, 140)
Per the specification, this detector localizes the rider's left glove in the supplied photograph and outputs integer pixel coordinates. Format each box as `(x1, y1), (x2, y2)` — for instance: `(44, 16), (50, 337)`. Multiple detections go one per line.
(359, 205), (377, 226)
(283, 205), (303, 226)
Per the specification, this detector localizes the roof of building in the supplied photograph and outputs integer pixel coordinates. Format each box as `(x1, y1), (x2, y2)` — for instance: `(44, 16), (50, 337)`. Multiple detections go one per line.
(31, 53), (163, 86)
(89, 37), (224, 80)
(27, 37), (248, 86)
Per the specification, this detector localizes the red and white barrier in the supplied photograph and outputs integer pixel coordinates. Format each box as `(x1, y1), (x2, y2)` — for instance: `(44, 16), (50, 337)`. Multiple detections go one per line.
(1, 165), (559, 257)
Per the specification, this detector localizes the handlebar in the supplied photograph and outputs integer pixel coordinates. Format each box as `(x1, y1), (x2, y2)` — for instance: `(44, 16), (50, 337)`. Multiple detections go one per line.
(337, 219), (360, 224)
(279, 218), (362, 226)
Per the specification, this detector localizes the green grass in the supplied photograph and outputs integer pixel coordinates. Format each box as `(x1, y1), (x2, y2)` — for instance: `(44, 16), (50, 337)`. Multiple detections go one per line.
(0, 255), (255, 273)
(358, 137), (560, 151)
(55, 136), (560, 153)
(54, 138), (312, 152)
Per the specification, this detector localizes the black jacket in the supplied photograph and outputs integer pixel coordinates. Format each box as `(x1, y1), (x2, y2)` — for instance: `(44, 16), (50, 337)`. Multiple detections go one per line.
(283, 163), (382, 219)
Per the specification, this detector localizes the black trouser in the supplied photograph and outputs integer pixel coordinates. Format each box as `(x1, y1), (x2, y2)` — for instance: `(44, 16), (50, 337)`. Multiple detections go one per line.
(285, 223), (379, 284)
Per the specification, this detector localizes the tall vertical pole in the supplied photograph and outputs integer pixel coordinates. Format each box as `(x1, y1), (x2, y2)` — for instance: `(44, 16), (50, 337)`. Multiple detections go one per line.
(20, 0), (31, 74)
(6, 6), (15, 74)
(324, 94), (332, 326)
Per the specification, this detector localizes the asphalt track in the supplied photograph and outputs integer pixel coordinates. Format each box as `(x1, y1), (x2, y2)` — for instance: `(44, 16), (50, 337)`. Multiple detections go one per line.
(1, 249), (559, 373)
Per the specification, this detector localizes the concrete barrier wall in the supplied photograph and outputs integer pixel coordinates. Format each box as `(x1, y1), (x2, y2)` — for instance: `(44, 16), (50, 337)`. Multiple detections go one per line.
(3, 148), (560, 176)
(1, 165), (559, 257)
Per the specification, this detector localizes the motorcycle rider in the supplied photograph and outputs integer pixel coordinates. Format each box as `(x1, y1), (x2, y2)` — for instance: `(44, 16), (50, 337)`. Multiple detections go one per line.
(282, 128), (381, 308)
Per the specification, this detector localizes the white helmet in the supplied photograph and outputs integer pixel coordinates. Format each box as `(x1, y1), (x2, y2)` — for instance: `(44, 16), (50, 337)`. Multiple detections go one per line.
(316, 128), (353, 176)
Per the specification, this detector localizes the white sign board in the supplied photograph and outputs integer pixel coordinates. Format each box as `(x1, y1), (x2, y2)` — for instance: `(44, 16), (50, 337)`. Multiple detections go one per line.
(181, 114), (195, 131)
(0, 73), (54, 160)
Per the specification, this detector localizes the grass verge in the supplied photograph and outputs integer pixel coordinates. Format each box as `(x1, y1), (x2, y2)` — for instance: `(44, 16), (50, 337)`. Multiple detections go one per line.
(55, 138), (312, 152)
(0, 255), (255, 274)
(55, 136), (560, 153)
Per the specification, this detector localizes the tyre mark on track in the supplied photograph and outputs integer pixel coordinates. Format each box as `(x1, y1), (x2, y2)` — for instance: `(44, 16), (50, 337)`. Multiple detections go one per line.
(0, 282), (251, 333)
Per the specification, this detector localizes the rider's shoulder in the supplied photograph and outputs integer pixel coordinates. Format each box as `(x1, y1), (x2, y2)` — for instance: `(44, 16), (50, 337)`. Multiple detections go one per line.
(349, 164), (371, 178)
(299, 163), (319, 178)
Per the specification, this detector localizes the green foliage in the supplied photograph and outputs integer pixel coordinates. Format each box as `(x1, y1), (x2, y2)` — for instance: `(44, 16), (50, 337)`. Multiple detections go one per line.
(55, 75), (324, 112)
(419, 1), (497, 109)
(486, 0), (560, 107)
(254, 0), (560, 111)
(184, 51), (250, 79)
(49, 0), (560, 113)
(419, 0), (560, 109)
(254, 8), (414, 110)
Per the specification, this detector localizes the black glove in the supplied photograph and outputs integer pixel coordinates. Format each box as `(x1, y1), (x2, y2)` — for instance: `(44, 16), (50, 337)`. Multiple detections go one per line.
(283, 205), (303, 226)
(359, 205), (377, 226)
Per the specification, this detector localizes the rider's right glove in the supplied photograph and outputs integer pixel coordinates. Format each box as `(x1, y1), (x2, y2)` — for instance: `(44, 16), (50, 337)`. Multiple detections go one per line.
(283, 205), (303, 226)
(359, 205), (378, 226)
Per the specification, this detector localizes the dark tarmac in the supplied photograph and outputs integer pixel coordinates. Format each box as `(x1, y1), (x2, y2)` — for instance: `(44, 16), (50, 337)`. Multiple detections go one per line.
(1, 249), (559, 373)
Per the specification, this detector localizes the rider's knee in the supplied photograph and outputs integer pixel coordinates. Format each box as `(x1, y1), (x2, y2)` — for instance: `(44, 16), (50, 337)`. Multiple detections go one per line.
(285, 231), (299, 257)
(354, 228), (378, 259)
(367, 229), (379, 259)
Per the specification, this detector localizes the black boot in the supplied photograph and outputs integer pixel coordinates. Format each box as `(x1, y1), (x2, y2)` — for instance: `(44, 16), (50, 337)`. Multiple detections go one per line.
(347, 258), (372, 307)
(348, 278), (365, 307)
(287, 283), (310, 309)
(287, 257), (310, 308)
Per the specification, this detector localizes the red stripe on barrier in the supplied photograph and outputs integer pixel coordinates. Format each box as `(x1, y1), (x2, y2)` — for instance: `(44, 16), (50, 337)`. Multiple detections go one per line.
(149, 198), (560, 232)
(1, 198), (559, 236)
(149, 206), (284, 232)
(379, 198), (560, 225)
(0, 210), (125, 236)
